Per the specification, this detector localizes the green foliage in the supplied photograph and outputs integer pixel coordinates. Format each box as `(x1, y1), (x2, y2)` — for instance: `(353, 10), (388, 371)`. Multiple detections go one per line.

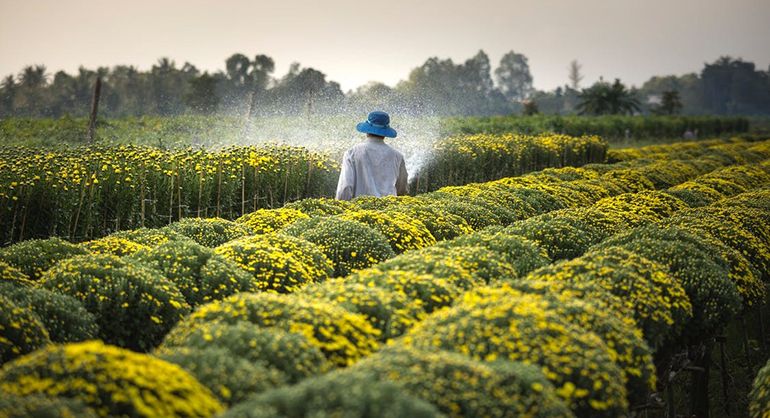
(166, 292), (380, 367)
(298, 280), (426, 341)
(528, 246), (693, 350)
(340, 210), (436, 254)
(214, 235), (319, 293)
(131, 239), (258, 307)
(443, 115), (749, 142)
(184, 73), (219, 115)
(749, 358), (770, 418)
(107, 227), (185, 247)
(388, 204), (474, 242)
(167, 217), (253, 247)
(435, 226), (551, 277)
(155, 347), (282, 405)
(0, 238), (88, 280)
(281, 217), (394, 277)
(504, 218), (593, 261)
(423, 199), (501, 231)
(373, 250), (485, 291)
(0, 340), (223, 417)
(159, 320), (330, 384)
(283, 197), (352, 217)
(235, 208), (309, 235)
(79, 236), (149, 256)
(0, 260), (33, 287)
(596, 227), (743, 336)
(351, 346), (572, 418)
(38, 254), (190, 351)
(347, 269), (462, 314)
(0, 295), (50, 364)
(241, 233), (334, 282)
(221, 368), (443, 418)
(0, 283), (98, 343)
(403, 289), (629, 417)
(0, 394), (99, 418)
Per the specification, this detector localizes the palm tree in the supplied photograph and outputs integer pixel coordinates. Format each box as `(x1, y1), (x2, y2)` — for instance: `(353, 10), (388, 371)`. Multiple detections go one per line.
(576, 78), (640, 115)
(18, 65), (48, 88)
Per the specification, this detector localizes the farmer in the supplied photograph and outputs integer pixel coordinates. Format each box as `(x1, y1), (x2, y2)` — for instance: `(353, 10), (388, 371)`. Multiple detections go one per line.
(335, 111), (408, 201)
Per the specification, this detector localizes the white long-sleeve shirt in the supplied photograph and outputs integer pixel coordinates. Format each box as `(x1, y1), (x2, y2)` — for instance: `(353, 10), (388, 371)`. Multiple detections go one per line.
(335, 137), (408, 201)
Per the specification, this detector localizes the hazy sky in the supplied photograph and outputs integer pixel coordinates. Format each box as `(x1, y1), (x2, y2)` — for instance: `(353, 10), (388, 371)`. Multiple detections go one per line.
(1, 0), (769, 92)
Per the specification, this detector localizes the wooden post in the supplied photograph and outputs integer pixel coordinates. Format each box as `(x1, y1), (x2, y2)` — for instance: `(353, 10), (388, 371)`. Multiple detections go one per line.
(87, 77), (102, 144)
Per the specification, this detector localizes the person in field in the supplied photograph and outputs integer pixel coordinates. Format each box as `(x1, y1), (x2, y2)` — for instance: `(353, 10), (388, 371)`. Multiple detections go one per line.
(335, 111), (408, 201)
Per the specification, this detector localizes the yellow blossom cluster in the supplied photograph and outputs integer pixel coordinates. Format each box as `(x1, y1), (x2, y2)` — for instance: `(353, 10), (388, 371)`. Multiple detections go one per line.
(0, 340), (223, 417)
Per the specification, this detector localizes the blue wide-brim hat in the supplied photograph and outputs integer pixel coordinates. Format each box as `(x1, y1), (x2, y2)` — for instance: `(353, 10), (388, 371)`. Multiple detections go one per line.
(356, 111), (397, 138)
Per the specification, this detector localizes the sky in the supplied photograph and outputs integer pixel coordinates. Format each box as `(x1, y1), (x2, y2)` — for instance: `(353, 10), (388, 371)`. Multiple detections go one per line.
(1, 0), (769, 93)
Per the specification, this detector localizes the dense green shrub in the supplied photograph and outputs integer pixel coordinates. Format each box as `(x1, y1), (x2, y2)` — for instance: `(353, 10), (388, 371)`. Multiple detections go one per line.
(107, 226), (185, 247)
(242, 233), (334, 282)
(298, 280), (425, 340)
(388, 204), (473, 242)
(504, 218), (592, 261)
(0, 238), (88, 280)
(235, 208), (310, 235)
(155, 346), (283, 405)
(340, 210), (436, 254)
(394, 245), (517, 284)
(596, 231), (742, 336)
(749, 358), (770, 418)
(0, 283), (98, 343)
(0, 260), (32, 287)
(281, 217), (394, 277)
(0, 340), (223, 417)
(435, 226), (550, 277)
(38, 254), (190, 351)
(214, 236), (317, 293)
(351, 346), (573, 418)
(663, 209), (770, 280)
(159, 320), (330, 384)
(283, 197), (352, 217)
(0, 394), (99, 418)
(530, 246), (692, 349)
(131, 239), (258, 306)
(469, 285), (655, 406)
(221, 368), (443, 418)
(79, 236), (149, 256)
(0, 295), (50, 364)
(167, 217), (254, 247)
(424, 199), (502, 231)
(403, 290), (629, 418)
(373, 250), (484, 291)
(166, 292), (380, 367)
(347, 269), (462, 313)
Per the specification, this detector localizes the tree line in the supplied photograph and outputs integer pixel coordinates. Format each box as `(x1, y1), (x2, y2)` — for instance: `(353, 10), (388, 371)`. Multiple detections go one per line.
(1, 51), (769, 118)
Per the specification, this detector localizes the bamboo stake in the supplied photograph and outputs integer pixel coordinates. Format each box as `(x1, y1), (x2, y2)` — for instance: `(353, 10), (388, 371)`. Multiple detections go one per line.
(198, 169), (203, 218)
(217, 160), (222, 218)
(168, 163), (175, 224)
(177, 166), (182, 220)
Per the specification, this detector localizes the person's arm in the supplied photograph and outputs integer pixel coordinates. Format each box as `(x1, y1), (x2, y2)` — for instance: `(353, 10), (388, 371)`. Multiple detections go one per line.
(396, 157), (408, 196)
(335, 150), (356, 201)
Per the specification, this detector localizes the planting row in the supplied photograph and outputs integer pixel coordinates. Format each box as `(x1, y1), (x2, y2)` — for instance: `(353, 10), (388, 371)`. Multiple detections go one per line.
(0, 133), (611, 245)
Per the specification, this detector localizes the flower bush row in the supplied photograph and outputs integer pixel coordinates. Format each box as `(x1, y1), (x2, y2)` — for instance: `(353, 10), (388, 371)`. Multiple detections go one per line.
(1, 138), (769, 417)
